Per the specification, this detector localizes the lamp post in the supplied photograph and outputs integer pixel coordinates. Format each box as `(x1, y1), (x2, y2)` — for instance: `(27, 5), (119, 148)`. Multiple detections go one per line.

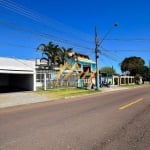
(95, 23), (118, 90)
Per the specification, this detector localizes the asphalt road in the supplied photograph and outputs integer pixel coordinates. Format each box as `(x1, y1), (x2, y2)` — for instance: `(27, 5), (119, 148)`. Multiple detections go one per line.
(0, 86), (150, 150)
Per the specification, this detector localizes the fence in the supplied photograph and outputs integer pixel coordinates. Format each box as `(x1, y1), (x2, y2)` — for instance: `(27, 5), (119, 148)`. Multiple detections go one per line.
(36, 71), (78, 90)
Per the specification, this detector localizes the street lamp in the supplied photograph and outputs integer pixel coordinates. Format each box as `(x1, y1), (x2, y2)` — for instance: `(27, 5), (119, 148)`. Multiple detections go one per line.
(95, 23), (118, 90)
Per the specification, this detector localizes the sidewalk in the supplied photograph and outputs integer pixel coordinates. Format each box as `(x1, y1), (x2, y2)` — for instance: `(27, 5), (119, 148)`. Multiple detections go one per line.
(0, 92), (51, 109)
(0, 86), (128, 109)
(101, 86), (129, 92)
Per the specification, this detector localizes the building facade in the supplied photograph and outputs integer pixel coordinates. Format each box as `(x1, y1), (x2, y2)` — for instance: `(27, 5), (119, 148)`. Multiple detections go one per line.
(0, 56), (137, 93)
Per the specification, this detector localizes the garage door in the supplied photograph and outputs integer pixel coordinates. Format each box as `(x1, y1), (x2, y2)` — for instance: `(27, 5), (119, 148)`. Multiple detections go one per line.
(0, 73), (34, 93)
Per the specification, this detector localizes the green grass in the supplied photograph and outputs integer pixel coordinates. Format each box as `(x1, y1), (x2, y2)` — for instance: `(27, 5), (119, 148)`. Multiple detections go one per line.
(37, 87), (100, 99)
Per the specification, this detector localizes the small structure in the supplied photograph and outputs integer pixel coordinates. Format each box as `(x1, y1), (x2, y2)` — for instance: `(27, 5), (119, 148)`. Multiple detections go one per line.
(99, 73), (135, 87)
(112, 75), (135, 86)
(0, 57), (36, 92)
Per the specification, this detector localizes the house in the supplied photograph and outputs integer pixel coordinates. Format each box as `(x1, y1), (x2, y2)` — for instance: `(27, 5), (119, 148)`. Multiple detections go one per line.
(36, 52), (96, 89)
(69, 52), (96, 88)
(68, 52), (96, 73)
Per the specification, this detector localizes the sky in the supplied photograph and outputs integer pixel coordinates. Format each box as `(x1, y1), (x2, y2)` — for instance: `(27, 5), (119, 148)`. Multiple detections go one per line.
(0, 0), (150, 73)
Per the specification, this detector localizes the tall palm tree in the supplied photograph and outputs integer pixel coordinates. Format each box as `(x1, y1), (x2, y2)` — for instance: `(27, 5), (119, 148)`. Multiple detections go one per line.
(37, 42), (74, 67)
(37, 42), (60, 65)
(59, 47), (73, 65)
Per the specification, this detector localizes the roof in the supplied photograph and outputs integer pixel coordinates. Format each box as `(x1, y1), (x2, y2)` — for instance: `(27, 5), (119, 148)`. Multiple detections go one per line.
(0, 57), (35, 74)
(77, 57), (96, 64)
(74, 52), (90, 59)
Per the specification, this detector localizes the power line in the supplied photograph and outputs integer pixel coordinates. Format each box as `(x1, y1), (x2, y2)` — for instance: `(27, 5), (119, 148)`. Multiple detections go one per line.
(106, 38), (150, 42)
(0, 0), (94, 44)
(102, 49), (150, 52)
(101, 51), (121, 62)
(0, 41), (36, 49)
(0, 19), (94, 52)
(1, 0), (150, 50)
(1, 18), (149, 60)
(0, 0), (95, 53)
(1, 0), (149, 64)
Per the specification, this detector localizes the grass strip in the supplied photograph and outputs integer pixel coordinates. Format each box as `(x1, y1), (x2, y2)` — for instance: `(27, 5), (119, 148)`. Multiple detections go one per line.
(37, 88), (100, 99)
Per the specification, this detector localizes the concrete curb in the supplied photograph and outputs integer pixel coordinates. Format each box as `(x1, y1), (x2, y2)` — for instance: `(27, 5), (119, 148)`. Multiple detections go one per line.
(0, 87), (129, 109)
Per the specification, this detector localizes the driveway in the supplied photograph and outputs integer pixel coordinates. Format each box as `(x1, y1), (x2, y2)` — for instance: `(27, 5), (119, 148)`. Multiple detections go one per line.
(0, 92), (50, 108)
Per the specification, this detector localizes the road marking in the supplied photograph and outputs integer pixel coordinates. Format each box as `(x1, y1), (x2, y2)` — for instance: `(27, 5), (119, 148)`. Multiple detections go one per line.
(119, 98), (143, 110)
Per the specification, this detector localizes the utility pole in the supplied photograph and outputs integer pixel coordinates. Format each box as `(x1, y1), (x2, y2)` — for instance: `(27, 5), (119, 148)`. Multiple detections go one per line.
(94, 23), (118, 90)
(95, 27), (100, 90)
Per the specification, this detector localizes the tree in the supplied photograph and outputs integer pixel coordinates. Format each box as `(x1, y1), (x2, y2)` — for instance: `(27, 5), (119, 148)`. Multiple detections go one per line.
(138, 66), (149, 80)
(121, 56), (145, 76)
(37, 42), (60, 65)
(59, 47), (73, 65)
(37, 42), (74, 66)
(100, 66), (116, 75)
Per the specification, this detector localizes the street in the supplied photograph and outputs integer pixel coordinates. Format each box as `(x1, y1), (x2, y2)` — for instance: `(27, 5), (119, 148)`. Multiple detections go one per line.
(0, 86), (150, 150)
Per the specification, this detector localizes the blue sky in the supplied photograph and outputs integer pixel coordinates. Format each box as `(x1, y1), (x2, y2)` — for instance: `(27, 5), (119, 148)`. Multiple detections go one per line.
(0, 0), (150, 73)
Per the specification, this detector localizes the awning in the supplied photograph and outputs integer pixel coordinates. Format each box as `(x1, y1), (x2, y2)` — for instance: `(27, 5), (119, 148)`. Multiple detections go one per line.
(77, 58), (96, 64)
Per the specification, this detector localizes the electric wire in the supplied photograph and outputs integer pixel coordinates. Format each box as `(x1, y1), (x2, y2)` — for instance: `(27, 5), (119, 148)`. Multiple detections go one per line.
(0, 0), (94, 44)
(0, 0), (149, 65)
(0, 19), (94, 52)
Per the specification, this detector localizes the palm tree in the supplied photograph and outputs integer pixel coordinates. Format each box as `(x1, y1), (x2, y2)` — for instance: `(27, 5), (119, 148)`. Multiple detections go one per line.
(37, 42), (60, 65)
(59, 47), (73, 65)
(37, 42), (74, 68)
